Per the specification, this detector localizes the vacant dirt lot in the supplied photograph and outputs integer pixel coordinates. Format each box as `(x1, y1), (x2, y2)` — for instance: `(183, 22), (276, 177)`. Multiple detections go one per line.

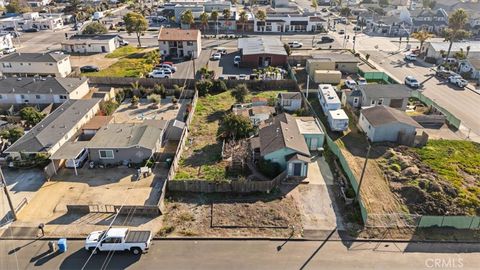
(159, 193), (302, 238)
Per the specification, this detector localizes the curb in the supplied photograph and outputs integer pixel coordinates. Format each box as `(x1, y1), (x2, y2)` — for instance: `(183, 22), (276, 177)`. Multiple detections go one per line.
(1, 236), (480, 244)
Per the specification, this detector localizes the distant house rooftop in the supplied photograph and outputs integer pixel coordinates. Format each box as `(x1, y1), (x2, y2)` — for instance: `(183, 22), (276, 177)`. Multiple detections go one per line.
(428, 41), (480, 53)
(238, 37), (287, 56)
(361, 84), (411, 99)
(0, 52), (68, 63)
(158, 28), (200, 41)
(311, 52), (360, 63)
(278, 92), (302, 100)
(0, 77), (88, 95)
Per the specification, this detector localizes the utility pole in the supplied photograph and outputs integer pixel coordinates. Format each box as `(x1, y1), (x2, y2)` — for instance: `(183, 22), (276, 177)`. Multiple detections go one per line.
(305, 74), (310, 98)
(192, 52), (196, 79)
(0, 167), (16, 221)
(354, 143), (371, 204)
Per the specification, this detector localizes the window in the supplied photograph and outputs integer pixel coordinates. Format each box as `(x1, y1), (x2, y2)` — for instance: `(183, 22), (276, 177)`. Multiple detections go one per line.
(20, 94), (25, 99)
(370, 100), (376, 105)
(2, 63), (12, 68)
(186, 41), (193, 46)
(378, 98), (384, 105)
(282, 99), (292, 106)
(59, 95), (67, 100)
(99, 150), (114, 159)
(368, 125), (371, 130)
(0, 94), (3, 99)
(353, 97), (359, 104)
(36, 95), (41, 99)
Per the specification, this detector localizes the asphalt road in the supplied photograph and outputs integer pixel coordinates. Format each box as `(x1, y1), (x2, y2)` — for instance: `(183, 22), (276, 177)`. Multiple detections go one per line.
(363, 49), (480, 141)
(1, 239), (480, 270)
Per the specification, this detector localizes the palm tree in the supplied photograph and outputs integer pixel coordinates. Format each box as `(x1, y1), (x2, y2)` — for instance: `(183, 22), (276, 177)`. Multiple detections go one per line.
(311, 0), (318, 12)
(210, 10), (219, 36)
(238, 10), (248, 34)
(180, 9), (194, 29)
(200, 12), (209, 33)
(443, 9), (470, 60)
(256, 10), (266, 33)
(222, 9), (231, 33)
(411, 30), (433, 49)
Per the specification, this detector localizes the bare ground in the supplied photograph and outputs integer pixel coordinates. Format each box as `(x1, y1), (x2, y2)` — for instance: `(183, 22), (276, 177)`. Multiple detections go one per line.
(159, 192), (302, 238)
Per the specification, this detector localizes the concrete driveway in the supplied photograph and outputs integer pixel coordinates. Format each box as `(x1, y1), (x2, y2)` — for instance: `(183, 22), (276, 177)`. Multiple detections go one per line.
(288, 157), (343, 238)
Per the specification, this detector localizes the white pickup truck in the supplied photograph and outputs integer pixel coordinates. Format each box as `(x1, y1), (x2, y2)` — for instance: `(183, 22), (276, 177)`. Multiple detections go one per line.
(448, 75), (468, 88)
(85, 228), (152, 255)
(288, 41), (303, 48)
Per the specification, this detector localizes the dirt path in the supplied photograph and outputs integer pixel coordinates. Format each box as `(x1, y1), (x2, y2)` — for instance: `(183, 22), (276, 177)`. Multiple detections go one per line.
(340, 147), (407, 227)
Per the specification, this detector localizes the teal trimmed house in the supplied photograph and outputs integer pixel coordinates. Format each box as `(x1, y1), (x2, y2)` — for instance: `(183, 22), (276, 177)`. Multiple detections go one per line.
(253, 113), (324, 177)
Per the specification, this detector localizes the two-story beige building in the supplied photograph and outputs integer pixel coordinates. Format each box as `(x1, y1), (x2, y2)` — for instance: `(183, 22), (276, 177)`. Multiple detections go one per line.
(0, 77), (90, 105)
(158, 27), (201, 59)
(0, 52), (72, 77)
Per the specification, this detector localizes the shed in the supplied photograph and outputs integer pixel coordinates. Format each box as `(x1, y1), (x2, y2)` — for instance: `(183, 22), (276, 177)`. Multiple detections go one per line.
(359, 105), (422, 143)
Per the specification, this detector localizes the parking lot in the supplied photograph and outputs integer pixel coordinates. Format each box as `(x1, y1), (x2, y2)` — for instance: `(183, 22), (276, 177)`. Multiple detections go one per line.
(208, 48), (253, 79)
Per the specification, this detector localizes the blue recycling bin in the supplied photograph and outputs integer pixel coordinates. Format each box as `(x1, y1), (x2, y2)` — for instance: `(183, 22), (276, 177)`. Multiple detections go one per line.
(57, 238), (67, 253)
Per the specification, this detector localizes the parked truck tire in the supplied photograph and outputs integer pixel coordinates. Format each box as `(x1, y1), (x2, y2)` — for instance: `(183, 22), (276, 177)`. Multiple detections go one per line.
(88, 247), (97, 254)
(131, 247), (142, 255)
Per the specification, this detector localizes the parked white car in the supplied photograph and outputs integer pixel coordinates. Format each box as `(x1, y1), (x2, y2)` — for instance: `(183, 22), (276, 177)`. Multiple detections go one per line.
(404, 76), (420, 88)
(448, 75), (468, 88)
(85, 228), (152, 255)
(212, 53), (221, 60)
(344, 79), (357, 89)
(405, 53), (417, 61)
(3, 47), (16, 54)
(65, 149), (88, 168)
(357, 77), (367, 85)
(148, 69), (171, 78)
(288, 41), (303, 48)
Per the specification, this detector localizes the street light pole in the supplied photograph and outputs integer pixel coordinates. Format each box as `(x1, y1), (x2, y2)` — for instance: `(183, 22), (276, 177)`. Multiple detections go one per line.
(354, 143), (371, 204)
(0, 167), (16, 221)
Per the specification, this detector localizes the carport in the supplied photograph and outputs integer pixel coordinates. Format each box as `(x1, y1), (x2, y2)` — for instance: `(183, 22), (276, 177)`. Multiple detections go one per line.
(50, 141), (89, 176)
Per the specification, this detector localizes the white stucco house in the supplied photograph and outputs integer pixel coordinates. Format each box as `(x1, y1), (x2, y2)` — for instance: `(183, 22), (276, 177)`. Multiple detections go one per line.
(61, 35), (120, 54)
(158, 27), (201, 59)
(0, 52), (72, 77)
(0, 33), (14, 52)
(277, 92), (302, 112)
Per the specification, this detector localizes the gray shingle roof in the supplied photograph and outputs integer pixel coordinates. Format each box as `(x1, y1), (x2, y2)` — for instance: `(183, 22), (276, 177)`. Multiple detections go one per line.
(259, 113), (310, 157)
(0, 77), (88, 95)
(0, 52), (69, 63)
(88, 121), (167, 149)
(360, 84), (411, 99)
(238, 37), (287, 56)
(361, 105), (422, 128)
(5, 99), (101, 154)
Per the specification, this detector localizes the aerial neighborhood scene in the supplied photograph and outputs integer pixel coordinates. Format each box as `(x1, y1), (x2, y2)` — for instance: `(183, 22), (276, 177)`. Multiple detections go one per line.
(0, 0), (480, 269)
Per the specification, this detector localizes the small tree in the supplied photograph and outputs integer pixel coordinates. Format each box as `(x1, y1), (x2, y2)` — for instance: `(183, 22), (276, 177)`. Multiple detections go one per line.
(123, 12), (148, 47)
(210, 10), (219, 36)
(180, 9), (194, 29)
(238, 11), (248, 34)
(411, 30), (433, 49)
(340, 7), (351, 17)
(311, 0), (318, 12)
(211, 80), (228, 93)
(6, 0), (30, 13)
(256, 10), (266, 33)
(20, 107), (44, 126)
(153, 84), (166, 97)
(283, 43), (292, 56)
(231, 84), (249, 103)
(100, 100), (119, 115)
(173, 84), (184, 98)
(200, 12), (209, 33)
(222, 9), (231, 33)
(0, 127), (24, 144)
(195, 79), (213, 96)
(443, 9), (470, 60)
(131, 95), (140, 107)
(82, 22), (108, 35)
(148, 94), (161, 107)
(220, 113), (254, 139)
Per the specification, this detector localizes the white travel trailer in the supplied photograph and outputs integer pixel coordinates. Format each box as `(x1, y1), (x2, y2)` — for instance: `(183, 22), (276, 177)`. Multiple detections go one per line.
(327, 109), (349, 132)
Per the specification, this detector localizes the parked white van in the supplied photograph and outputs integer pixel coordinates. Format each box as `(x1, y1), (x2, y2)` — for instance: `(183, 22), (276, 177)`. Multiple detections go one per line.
(65, 148), (88, 168)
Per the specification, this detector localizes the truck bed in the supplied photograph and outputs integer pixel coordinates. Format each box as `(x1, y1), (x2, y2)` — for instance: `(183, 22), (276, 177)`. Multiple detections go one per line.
(125, 230), (151, 243)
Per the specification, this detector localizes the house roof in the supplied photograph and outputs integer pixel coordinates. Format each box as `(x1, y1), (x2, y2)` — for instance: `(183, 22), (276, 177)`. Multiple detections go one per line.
(259, 113), (310, 157)
(235, 106), (275, 118)
(360, 84), (411, 99)
(427, 41), (480, 53)
(287, 153), (311, 163)
(295, 117), (323, 135)
(0, 77), (88, 95)
(158, 27), (199, 41)
(68, 34), (120, 41)
(238, 37), (287, 56)
(5, 99), (101, 154)
(361, 105), (422, 128)
(0, 52), (68, 63)
(410, 8), (448, 18)
(278, 92), (302, 100)
(81, 115), (113, 130)
(88, 121), (167, 149)
(311, 52), (360, 63)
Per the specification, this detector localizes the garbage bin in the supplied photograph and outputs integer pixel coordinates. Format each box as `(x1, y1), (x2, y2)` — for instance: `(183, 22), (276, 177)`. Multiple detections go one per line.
(166, 158), (172, 167)
(57, 238), (67, 253)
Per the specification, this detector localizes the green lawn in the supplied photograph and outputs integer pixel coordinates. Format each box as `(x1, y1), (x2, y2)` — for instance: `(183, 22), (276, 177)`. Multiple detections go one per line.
(175, 90), (284, 181)
(87, 46), (155, 77)
(415, 140), (480, 213)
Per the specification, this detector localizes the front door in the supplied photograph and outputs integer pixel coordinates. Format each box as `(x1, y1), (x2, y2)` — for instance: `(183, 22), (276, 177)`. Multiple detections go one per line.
(101, 46), (106, 53)
(310, 137), (318, 150)
(293, 163), (302, 176)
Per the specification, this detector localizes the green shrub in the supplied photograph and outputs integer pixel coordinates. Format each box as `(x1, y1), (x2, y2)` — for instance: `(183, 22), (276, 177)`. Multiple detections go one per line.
(258, 158), (281, 179)
(100, 100), (119, 116)
(195, 80), (213, 96)
(389, 163), (401, 172)
(211, 80), (228, 93)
